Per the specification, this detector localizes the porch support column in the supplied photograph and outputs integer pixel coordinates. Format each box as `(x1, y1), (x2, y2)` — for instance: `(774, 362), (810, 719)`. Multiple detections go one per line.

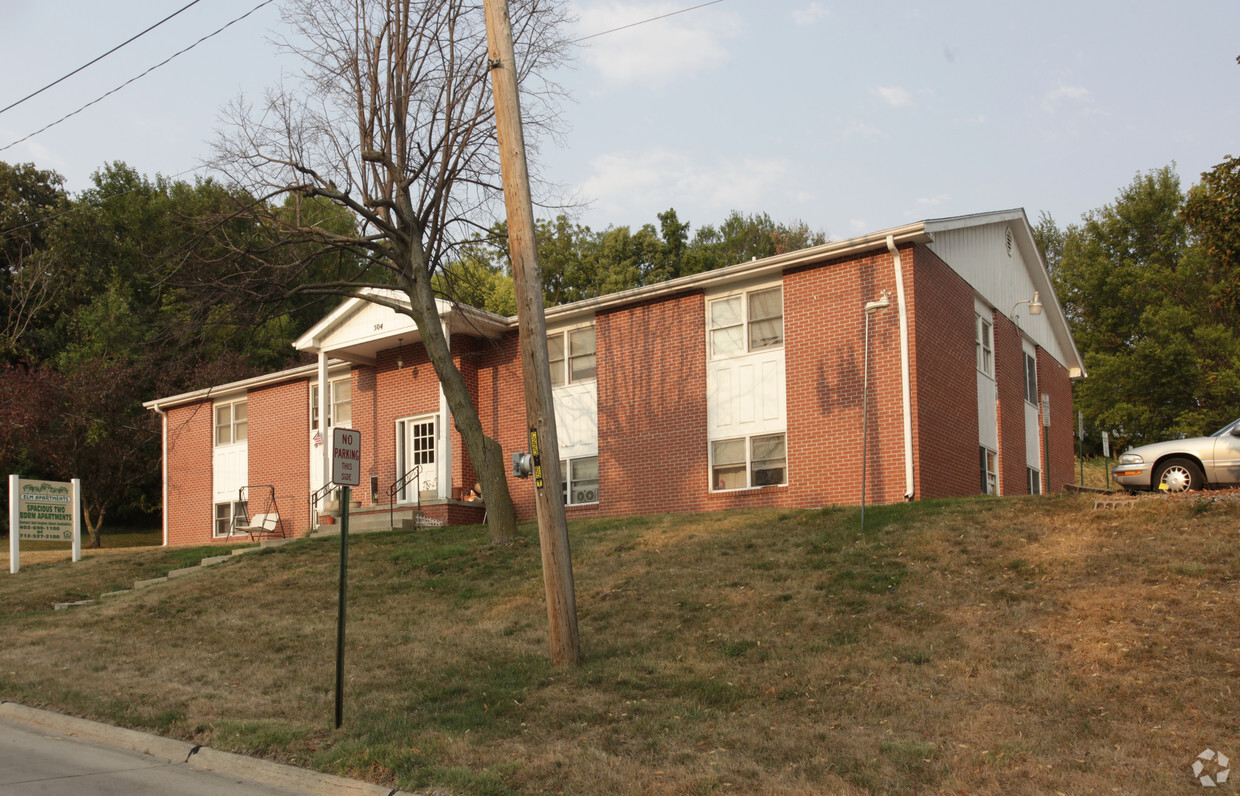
(438, 320), (452, 500)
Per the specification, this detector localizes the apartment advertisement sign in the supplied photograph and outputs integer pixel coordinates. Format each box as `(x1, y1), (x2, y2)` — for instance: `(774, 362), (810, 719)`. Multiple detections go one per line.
(17, 479), (74, 541)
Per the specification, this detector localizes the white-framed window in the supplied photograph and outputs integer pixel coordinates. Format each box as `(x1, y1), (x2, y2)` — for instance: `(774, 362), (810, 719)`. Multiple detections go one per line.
(548, 326), (596, 387)
(1023, 352), (1038, 405)
(1027, 467), (1042, 495)
(214, 500), (247, 537)
(711, 433), (787, 491)
(214, 399), (247, 447)
(311, 378), (352, 430)
(975, 315), (993, 377)
(708, 286), (784, 359)
(980, 446), (998, 495)
(560, 456), (599, 505)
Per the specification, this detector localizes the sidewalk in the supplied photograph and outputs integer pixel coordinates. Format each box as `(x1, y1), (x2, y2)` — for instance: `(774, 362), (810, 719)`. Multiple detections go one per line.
(0, 702), (419, 795)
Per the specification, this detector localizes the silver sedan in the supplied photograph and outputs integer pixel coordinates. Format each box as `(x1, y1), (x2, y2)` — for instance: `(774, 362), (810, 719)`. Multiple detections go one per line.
(1112, 417), (1240, 492)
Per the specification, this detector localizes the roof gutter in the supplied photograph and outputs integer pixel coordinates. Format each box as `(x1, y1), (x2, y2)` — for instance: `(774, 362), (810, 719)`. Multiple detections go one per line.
(143, 359), (352, 412)
(887, 235), (915, 501)
(544, 223), (932, 324)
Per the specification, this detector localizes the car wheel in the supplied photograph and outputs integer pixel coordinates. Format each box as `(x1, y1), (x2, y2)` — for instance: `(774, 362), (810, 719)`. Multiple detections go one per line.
(1154, 458), (1205, 493)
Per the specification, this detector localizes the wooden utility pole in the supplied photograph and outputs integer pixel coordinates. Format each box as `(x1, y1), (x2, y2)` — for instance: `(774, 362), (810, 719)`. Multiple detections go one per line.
(482, 0), (581, 667)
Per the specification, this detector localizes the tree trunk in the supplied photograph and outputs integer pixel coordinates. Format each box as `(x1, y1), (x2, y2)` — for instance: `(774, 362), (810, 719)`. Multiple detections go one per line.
(83, 503), (104, 549)
(399, 267), (518, 544)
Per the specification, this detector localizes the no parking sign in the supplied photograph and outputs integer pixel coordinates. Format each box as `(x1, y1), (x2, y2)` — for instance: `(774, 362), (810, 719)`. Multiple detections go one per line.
(331, 428), (361, 486)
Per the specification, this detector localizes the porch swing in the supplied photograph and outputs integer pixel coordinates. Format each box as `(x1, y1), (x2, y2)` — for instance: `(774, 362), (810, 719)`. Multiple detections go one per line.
(231, 485), (286, 540)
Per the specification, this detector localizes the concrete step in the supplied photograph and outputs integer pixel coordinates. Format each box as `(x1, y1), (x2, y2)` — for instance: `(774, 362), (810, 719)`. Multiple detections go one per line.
(313, 507), (422, 536)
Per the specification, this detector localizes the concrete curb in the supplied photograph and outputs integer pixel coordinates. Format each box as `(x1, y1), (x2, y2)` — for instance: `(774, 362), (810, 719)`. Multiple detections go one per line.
(0, 702), (416, 796)
(0, 702), (195, 762)
(189, 746), (407, 795)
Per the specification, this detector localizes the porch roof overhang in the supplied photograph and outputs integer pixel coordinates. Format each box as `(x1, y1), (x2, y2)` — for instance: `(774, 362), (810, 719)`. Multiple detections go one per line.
(293, 288), (510, 365)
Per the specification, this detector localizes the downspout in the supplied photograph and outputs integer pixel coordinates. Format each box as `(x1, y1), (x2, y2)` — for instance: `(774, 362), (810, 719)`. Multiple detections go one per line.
(152, 404), (168, 546)
(886, 235), (915, 500)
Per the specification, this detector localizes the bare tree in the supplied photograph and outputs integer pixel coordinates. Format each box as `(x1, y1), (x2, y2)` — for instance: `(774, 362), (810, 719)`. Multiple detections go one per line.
(212, 0), (571, 542)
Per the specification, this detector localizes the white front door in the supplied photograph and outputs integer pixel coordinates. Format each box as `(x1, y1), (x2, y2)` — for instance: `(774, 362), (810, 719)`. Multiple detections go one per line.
(397, 415), (438, 502)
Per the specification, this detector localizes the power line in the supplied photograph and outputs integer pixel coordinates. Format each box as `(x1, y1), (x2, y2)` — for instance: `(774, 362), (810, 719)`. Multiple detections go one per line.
(573, 0), (725, 44)
(3, 0), (726, 234)
(0, 0), (206, 118)
(0, 0), (276, 154)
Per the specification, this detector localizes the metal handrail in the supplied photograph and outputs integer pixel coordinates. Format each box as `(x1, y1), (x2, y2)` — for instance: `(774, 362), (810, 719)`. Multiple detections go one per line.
(388, 465), (422, 529)
(309, 482), (335, 526)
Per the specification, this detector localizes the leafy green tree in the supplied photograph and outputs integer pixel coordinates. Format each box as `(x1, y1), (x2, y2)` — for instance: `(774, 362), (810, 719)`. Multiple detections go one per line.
(0, 161), (334, 543)
(681, 211), (825, 275)
(459, 209), (828, 313)
(1184, 155), (1240, 323)
(1031, 210), (1066, 275)
(0, 361), (157, 547)
(1054, 164), (1240, 446)
(0, 163), (67, 361)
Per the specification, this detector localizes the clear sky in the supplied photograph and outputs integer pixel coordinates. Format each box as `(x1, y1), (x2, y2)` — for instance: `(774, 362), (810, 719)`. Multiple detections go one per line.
(2, 1), (1237, 240)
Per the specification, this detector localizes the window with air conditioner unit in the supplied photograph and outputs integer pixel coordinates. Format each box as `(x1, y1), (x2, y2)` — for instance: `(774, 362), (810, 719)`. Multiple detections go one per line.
(560, 456), (599, 505)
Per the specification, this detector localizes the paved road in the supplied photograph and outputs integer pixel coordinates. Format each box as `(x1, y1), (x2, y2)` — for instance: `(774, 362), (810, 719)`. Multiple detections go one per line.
(0, 703), (409, 796)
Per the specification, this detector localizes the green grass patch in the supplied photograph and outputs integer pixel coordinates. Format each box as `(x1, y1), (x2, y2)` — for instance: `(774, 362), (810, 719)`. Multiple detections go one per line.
(3, 496), (1240, 794)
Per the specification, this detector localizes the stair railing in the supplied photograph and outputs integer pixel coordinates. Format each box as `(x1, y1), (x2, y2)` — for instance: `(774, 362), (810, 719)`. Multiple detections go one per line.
(388, 465), (422, 529)
(309, 482), (335, 527)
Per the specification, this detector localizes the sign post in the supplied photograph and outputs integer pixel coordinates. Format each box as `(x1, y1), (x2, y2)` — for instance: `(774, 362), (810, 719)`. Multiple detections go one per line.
(1102, 431), (1111, 489)
(331, 428), (360, 729)
(8, 475), (16, 575)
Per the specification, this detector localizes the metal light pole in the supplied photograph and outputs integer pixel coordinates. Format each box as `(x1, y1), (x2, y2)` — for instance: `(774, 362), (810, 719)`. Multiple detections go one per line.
(860, 294), (890, 530)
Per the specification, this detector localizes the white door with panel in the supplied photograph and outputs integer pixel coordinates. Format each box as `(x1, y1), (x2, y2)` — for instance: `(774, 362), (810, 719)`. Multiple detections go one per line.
(396, 415), (439, 501)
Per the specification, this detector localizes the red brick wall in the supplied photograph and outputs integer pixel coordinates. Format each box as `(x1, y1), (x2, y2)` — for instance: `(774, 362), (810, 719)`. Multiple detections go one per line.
(1038, 350), (1075, 492)
(247, 380), (312, 537)
(363, 338), (494, 507)
(992, 313), (1030, 495)
(906, 245), (979, 499)
(475, 332), (536, 520)
(783, 250), (904, 508)
(164, 402), (213, 546)
(158, 245), (1084, 534)
(597, 292), (713, 516)
(372, 344), (444, 504)
(352, 366), (379, 505)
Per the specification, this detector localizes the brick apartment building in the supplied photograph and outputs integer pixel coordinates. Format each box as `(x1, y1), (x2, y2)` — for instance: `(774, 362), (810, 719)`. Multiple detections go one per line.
(144, 209), (1085, 546)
